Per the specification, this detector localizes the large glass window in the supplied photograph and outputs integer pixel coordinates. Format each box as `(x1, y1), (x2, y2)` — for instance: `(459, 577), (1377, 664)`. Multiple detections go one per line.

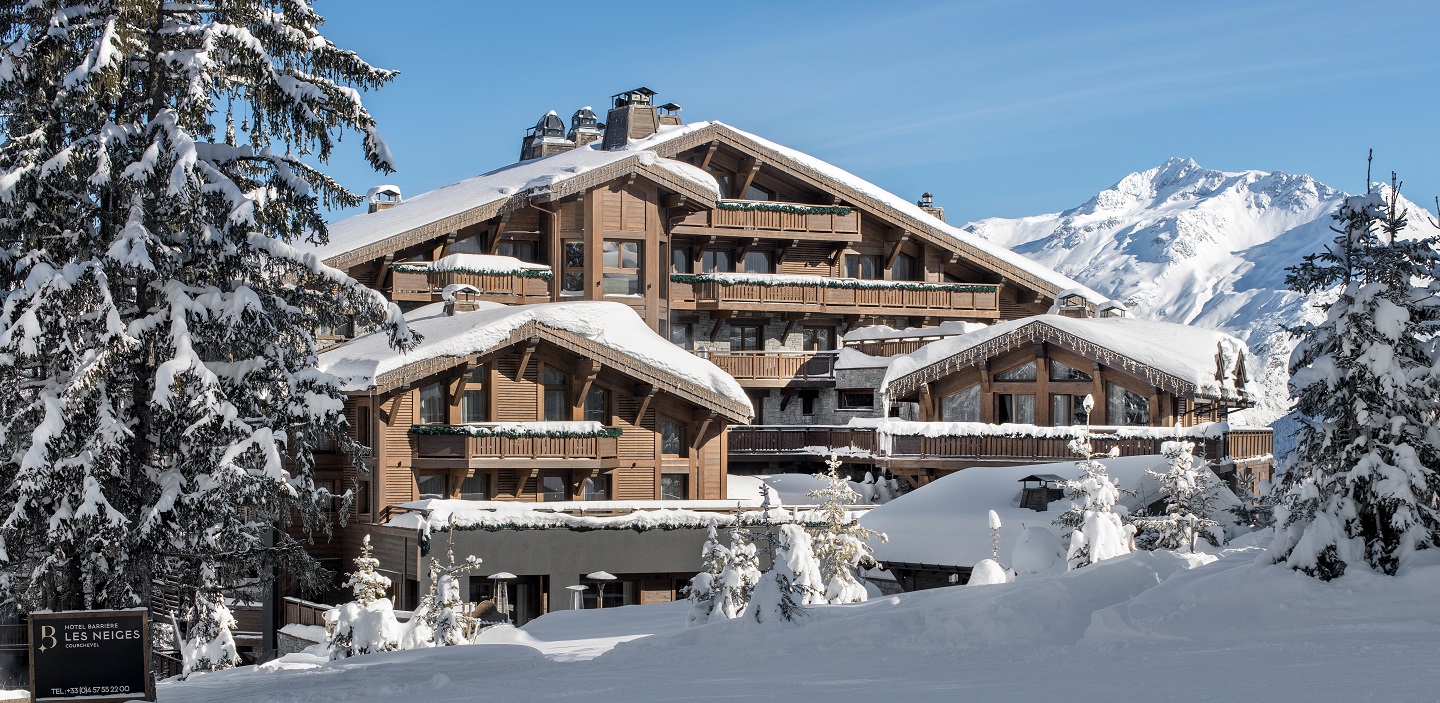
(743, 250), (773, 274)
(670, 322), (694, 350)
(660, 474), (689, 501)
(1051, 394), (1090, 427)
(497, 239), (538, 263)
(891, 253), (918, 281)
(582, 475), (609, 501)
(543, 367), (569, 422)
(602, 241), (641, 295)
(801, 327), (834, 351)
(460, 474), (489, 501)
(562, 240), (585, 294)
(844, 254), (880, 280)
(995, 361), (1037, 382)
(1107, 382), (1150, 426)
(462, 389), (486, 424)
(417, 474), (447, 500)
(743, 184), (773, 201)
(541, 472), (567, 502)
(660, 417), (686, 457)
(671, 246), (691, 274)
(730, 324), (763, 351)
(995, 393), (1035, 424)
(941, 385), (981, 422)
(838, 391), (874, 410)
(419, 383), (446, 424)
(1050, 360), (1093, 381)
(584, 387), (609, 424)
(702, 249), (733, 274)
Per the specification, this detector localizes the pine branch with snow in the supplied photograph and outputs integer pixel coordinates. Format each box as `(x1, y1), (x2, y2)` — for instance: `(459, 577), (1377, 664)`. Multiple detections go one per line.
(1055, 397), (1135, 569)
(747, 524), (822, 624)
(807, 454), (885, 604)
(177, 562), (239, 677)
(709, 524), (762, 621)
(686, 525), (730, 626)
(421, 546), (484, 646)
(1135, 439), (1221, 551)
(326, 535), (402, 659)
(1268, 180), (1440, 579)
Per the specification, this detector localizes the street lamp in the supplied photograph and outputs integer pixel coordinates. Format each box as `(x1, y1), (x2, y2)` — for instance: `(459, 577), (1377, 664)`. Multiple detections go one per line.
(565, 584), (587, 611)
(586, 571), (616, 609)
(489, 572), (516, 623)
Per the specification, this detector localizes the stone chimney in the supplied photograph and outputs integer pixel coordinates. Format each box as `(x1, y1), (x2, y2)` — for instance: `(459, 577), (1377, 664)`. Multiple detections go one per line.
(366, 185), (401, 213)
(917, 192), (946, 222)
(602, 87), (660, 150)
(568, 106), (604, 148)
(520, 110), (573, 160)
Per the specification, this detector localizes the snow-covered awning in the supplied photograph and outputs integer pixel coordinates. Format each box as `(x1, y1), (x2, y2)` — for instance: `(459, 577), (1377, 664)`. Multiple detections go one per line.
(391, 253), (552, 279)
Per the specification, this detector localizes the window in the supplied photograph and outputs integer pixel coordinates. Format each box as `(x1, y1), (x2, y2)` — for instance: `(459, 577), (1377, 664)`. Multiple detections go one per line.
(799, 389), (818, 416)
(712, 173), (732, 198)
(1050, 360), (1093, 381)
(462, 389), (486, 424)
(671, 246), (691, 273)
(742, 249), (773, 274)
(801, 326), (835, 351)
(891, 253), (918, 281)
(562, 241), (584, 294)
(1107, 382), (1150, 426)
(661, 474), (689, 500)
(941, 385), (981, 422)
(670, 322), (694, 350)
(995, 393), (1035, 424)
(357, 406), (371, 448)
(543, 366), (569, 421)
(730, 324), (763, 351)
(844, 254), (880, 280)
(419, 383), (446, 424)
(417, 474), (447, 500)
(602, 241), (641, 295)
(995, 361), (1037, 382)
(356, 481), (371, 516)
(1051, 394), (1090, 427)
(660, 417), (686, 457)
(584, 387), (609, 424)
(542, 472), (567, 502)
(460, 474), (489, 501)
(743, 184), (773, 201)
(838, 391), (874, 410)
(702, 249), (733, 274)
(582, 475), (609, 501)
(497, 239), (538, 263)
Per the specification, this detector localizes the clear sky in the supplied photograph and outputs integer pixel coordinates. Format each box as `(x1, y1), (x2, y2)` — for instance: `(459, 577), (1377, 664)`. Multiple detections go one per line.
(315, 0), (1440, 226)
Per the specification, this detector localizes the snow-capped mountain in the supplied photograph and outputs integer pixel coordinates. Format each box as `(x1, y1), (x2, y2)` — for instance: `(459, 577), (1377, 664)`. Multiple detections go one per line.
(965, 157), (1436, 429)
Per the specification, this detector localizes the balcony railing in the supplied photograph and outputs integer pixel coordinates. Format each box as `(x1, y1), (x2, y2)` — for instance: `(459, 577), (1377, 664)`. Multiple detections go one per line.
(675, 200), (861, 238)
(389, 270), (552, 304)
(842, 332), (965, 357)
(672, 274), (1000, 318)
(413, 428), (619, 463)
(704, 351), (837, 383)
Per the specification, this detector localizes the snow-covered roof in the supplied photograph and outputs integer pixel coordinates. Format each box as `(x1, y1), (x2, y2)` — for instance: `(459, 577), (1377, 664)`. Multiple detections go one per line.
(311, 148), (720, 269)
(392, 253), (552, 275)
(317, 301), (750, 420)
(631, 122), (1106, 304)
(881, 314), (1254, 402)
(860, 456), (1241, 568)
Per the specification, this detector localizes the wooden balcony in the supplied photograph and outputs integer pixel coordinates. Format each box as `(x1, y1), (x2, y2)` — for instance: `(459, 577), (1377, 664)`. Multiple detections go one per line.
(672, 275), (1001, 318)
(412, 429), (619, 469)
(728, 426), (879, 456)
(389, 270), (553, 304)
(705, 351), (837, 386)
(842, 332), (963, 357)
(674, 200), (861, 241)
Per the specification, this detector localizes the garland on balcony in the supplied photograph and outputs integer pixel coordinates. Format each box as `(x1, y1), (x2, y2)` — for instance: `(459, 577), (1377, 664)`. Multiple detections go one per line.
(670, 273), (997, 293)
(716, 201), (851, 216)
(389, 262), (554, 280)
(409, 424), (622, 439)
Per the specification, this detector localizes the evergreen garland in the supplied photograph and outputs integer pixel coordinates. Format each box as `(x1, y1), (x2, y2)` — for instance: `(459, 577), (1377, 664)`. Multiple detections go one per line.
(670, 273), (997, 293)
(410, 424), (622, 439)
(390, 262), (554, 280)
(716, 201), (851, 216)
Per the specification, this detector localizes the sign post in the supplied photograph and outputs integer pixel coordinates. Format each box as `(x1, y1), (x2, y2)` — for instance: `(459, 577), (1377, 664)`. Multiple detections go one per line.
(28, 609), (154, 702)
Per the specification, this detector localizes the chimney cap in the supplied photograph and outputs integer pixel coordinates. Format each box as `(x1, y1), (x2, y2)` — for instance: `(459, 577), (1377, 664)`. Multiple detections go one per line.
(658, 102), (682, 113)
(527, 111), (566, 139)
(570, 106), (600, 131)
(611, 87), (657, 108)
(919, 192), (934, 207)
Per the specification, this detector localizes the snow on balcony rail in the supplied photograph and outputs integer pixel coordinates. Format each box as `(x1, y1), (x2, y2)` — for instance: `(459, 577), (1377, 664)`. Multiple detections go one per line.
(671, 272), (997, 293)
(390, 253), (554, 280)
(713, 200), (851, 216)
(409, 421), (621, 439)
(852, 418), (1243, 441)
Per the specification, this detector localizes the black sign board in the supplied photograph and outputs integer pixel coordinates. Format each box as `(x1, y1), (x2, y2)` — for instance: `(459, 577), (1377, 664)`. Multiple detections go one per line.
(29, 609), (153, 702)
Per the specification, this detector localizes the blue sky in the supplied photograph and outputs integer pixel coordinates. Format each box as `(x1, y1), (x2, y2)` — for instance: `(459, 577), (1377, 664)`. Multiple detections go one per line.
(317, 0), (1439, 225)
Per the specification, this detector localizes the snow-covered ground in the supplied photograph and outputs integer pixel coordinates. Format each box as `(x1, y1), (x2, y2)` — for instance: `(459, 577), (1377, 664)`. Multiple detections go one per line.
(157, 543), (1440, 702)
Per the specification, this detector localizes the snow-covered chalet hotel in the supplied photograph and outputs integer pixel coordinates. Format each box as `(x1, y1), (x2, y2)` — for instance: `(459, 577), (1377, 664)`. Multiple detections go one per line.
(286, 87), (1274, 631)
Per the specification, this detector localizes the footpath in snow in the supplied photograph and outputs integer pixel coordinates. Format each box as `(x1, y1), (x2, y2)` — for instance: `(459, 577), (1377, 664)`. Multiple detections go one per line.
(158, 543), (1440, 703)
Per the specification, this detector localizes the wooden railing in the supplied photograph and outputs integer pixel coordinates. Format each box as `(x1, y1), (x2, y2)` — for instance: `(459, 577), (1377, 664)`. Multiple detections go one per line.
(414, 431), (620, 461)
(687, 278), (999, 316)
(389, 270), (552, 304)
(282, 597), (331, 628)
(705, 351), (836, 382)
(677, 201), (861, 236)
(728, 426), (878, 455)
(843, 333), (963, 357)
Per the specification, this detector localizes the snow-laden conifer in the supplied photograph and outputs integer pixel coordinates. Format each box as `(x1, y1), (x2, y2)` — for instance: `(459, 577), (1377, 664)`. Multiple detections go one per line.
(177, 562), (239, 677)
(686, 525), (729, 626)
(1268, 178), (1440, 578)
(747, 524), (822, 624)
(0, 1), (412, 646)
(421, 546), (483, 646)
(326, 535), (401, 659)
(1055, 397), (1134, 569)
(709, 524), (761, 621)
(807, 455), (885, 604)
(1137, 439), (1220, 552)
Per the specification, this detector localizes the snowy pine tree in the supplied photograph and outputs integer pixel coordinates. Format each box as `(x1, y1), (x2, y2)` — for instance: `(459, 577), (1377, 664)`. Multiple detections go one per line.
(1137, 439), (1221, 551)
(0, 1), (412, 634)
(709, 524), (761, 621)
(326, 535), (401, 659)
(1055, 398), (1134, 569)
(421, 546), (483, 646)
(177, 562), (239, 677)
(686, 525), (729, 626)
(807, 455), (885, 604)
(1268, 178), (1440, 579)
(746, 524), (822, 624)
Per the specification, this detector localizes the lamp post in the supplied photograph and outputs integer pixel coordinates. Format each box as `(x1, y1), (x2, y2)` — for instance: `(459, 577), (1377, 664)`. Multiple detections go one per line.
(565, 584), (587, 611)
(586, 571), (616, 609)
(489, 572), (516, 623)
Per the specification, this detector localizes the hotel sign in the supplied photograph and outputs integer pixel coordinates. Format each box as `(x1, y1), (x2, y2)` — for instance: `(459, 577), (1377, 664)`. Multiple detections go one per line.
(29, 609), (154, 701)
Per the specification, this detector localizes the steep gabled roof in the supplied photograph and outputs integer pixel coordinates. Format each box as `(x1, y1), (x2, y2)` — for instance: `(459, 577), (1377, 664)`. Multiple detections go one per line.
(310, 149), (721, 271)
(629, 122), (1105, 304)
(318, 301), (751, 423)
(880, 314), (1253, 403)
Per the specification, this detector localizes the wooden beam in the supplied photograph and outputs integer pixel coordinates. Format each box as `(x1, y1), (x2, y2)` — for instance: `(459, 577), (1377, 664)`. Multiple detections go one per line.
(885, 231), (911, 270)
(378, 392), (401, 425)
(573, 359), (601, 407)
(662, 193), (688, 209)
(734, 157), (761, 199)
(634, 383), (657, 424)
(514, 466), (535, 499)
(437, 231), (458, 259)
(374, 253), (395, 295)
(775, 239), (799, 266)
(516, 339), (540, 380)
(487, 213), (512, 255)
(918, 383), (934, 421)
(692, 412), (717, 449)
(827, 242), (847, 267)
(699, 141), (720, 171)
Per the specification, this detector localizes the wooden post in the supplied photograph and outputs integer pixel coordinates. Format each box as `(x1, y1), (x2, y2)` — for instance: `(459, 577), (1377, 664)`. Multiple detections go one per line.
(1034, 342), (1050, 426)
(1091, 362), (1105, 424)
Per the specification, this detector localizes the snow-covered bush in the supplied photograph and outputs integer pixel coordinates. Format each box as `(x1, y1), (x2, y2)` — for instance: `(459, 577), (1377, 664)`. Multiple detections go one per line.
(687, 525), (730, 626)
(327, 535), (402, 659)
(1055, 400), (1134, 570)
(710, 525), (762, 621)
(968, 559), (1012, 586)
(747, 524), (823, 624)
(420, 546), (483, 646)
(1011, 527), (1065, 577)
(1269, 184), (1440, 579)
(1136, 440), (1221, 552)
(808, 455), (886, 604)
(177, 563), (239, 677)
